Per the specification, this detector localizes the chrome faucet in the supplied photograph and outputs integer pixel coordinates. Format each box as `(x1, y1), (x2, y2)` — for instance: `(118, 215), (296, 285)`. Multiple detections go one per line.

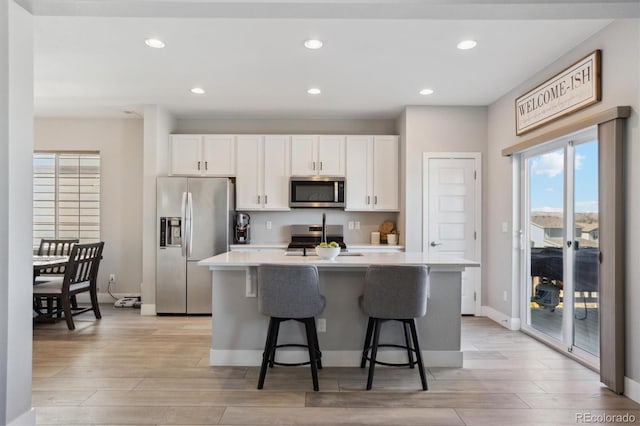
(321, 212), (327, 244)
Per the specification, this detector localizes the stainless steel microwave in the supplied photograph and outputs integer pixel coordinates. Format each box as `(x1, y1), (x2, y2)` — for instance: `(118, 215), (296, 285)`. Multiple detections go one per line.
(289, 177), (345, 208)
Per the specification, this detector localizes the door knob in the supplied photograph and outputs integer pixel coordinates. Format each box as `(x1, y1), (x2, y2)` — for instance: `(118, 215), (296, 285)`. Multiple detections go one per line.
(430, 241), (443, 247)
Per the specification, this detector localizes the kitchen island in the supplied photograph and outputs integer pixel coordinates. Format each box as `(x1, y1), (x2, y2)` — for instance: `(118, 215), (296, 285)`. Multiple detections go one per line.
(199, 251), (479, 368)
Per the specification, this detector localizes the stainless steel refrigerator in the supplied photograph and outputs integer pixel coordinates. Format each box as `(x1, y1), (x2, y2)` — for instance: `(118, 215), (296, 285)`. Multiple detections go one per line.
(156, 177), (233, 314)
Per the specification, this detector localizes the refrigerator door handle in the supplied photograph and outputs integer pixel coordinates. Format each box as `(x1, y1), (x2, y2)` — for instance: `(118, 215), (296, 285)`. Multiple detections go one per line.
(187, 192), (194, 258)
(181, 192), (188, 257)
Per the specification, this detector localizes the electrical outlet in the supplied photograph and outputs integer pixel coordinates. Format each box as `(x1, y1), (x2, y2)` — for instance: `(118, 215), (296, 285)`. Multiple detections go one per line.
(503, 291), (508, 301)
(266, 221), (272, 230)
(317, 318), (326, 333)
(355, 221), (360, 230)
(502, 222), (508, 233)
(348, 221), (354, 230)
(109, 274), (115, 283)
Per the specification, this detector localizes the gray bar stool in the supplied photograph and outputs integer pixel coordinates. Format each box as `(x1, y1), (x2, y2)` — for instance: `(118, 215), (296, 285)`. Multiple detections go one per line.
(257, 264), (326, 391)
(359, 265), (429, 390)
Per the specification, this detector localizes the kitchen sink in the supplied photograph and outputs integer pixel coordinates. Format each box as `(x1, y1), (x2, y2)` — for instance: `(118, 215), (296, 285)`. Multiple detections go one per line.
(283, 251), (363, 257)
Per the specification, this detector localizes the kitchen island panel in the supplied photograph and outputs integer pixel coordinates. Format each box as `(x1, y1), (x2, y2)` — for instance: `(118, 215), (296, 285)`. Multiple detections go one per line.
(208, 265), (465, 367)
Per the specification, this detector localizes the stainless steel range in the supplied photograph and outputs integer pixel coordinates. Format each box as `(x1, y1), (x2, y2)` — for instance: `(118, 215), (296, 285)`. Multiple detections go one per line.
(287, 224), (346, 252)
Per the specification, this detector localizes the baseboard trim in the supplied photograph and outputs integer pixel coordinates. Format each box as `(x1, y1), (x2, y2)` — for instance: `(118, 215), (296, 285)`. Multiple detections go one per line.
(8, 407), (35, 426)
(209, 349), (462, 367)
(625, 376), (640, 404)
(74, 292), (140, 304)
(140, 304), (156, 316)
(480, 306), (521, 330)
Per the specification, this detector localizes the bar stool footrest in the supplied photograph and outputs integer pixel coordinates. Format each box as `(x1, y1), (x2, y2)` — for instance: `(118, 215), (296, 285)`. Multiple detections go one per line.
(271, 344), (320, 367)
(362, 343), (417, 367)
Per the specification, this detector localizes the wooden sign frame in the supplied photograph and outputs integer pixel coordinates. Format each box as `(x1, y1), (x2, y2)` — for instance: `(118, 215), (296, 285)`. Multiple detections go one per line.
(515, 50), (601, 136)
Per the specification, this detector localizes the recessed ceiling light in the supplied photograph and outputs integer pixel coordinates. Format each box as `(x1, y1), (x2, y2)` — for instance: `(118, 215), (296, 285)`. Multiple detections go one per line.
(419, 88), (434, 96)
(190, 87), (205, 95)
(304, 39), (323, 50)
(457, 40), (477, 50)
(307, 88), (322, 95)
(145, 38), (166, 49)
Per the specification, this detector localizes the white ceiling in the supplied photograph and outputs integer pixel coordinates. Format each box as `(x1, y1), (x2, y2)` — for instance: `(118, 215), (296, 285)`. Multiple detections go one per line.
(27, 1), (636, 119)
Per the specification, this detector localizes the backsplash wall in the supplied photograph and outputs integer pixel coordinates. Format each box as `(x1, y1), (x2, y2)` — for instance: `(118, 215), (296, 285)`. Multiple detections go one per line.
(238, 210), (401, 245)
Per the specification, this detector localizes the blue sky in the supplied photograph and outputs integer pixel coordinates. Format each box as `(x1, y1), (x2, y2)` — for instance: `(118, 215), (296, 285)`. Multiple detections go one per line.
(530, 140), (598, 213)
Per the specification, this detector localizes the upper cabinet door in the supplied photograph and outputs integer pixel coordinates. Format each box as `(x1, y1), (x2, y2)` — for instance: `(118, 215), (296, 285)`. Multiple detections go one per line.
(235, 136), (263, 210)
(263, 136), (291, 210)
(318, 135), (345, 176)
(345, 136), (373, 211)
(171, 135), (202, 175)
(202, 135), (236, 176)
(290, 135), (318, 176)
(372, 136), (399, 211)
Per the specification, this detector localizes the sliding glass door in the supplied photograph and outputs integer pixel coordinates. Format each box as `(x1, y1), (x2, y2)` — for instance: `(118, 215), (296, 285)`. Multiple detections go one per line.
(521, 126), (599, 364)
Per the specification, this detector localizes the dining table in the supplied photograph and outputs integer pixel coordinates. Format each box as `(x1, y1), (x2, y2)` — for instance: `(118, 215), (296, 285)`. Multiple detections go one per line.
(33, 255), (68, 281)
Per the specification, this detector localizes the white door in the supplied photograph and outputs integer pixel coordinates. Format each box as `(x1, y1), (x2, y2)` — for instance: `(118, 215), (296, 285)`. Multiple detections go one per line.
(290, 135), (317, 176)
(171, 135), (201, 175)
(424, 155), (480, 315)
(318, 135), (345, 176)
(372, 136), (399, 210)
(235, 136), (263, 209)
(345, 136), (373, 210)
(202, 135), (236, 176)
(263, 136), (290, 210)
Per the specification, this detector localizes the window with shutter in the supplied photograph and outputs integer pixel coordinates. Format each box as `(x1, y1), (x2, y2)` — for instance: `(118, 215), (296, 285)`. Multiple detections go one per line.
(33, 152), (101, 250)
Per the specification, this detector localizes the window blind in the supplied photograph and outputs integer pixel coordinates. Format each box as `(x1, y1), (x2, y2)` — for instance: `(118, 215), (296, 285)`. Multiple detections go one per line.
(33, 152), (101, 249)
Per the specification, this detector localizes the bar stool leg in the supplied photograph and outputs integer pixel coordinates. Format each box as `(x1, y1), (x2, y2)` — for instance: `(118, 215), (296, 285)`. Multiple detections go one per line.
(258, 318), (277, 389)
(409, 319), (428, 391)
(269, 320), (281, 368)
(360, 317), (374, 368)
(304, 318), (319, 391)
(311, 318), (323, 369)
(403, 320), (415, 369)
(366, 318), (382, 390)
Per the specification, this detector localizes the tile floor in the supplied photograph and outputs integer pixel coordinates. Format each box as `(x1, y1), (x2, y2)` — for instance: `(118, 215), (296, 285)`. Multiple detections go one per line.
(32, 306), (640, 425)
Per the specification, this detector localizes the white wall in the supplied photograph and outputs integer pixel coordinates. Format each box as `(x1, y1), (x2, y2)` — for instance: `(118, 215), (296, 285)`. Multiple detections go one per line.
(34, 118), (144, 297)
(245, 210), (399, 244)
(141, 105), (175, 312)
(400, 106), (488, 252)
(486, 19), (640, 384)
(1, 2), (35, 424)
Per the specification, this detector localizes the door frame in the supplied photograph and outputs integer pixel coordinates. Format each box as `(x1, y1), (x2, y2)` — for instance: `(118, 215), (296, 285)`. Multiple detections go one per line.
(518, 129), (600, 369)
(423, 152), (482, 315)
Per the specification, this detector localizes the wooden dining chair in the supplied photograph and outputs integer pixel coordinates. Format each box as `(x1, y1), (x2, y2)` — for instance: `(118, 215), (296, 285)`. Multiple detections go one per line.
(36, 238), (79, 276)
(33, 242), (104, 330)
(35, 238), (80, 310)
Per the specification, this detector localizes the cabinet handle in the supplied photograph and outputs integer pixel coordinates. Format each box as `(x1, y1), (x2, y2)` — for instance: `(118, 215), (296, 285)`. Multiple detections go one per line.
(197, 161), (201, 170)
(265, 195), (268, 204)
(257, 195), (261, 204)
(367, 196), (370, 205)
(374, 195), (378, 205)
(205, 161), (208, 170)
(312, 161), (316, 171)
(320, 161), (323, 171)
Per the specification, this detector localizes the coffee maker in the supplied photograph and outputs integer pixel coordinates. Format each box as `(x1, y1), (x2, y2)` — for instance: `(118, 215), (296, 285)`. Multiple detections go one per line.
(234, 212), (251, 244)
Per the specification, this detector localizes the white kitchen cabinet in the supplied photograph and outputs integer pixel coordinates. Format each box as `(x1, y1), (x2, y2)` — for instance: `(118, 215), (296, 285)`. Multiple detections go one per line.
(202, 135), (236, 176)
(345, 135), (399, 211)
(236, 135), (290, 211)
(170, 134), (236, 176)
(291, 135), (345, 176)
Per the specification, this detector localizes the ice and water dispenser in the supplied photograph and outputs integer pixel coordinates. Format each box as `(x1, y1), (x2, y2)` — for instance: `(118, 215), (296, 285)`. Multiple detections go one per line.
(159, 217), (182, 248)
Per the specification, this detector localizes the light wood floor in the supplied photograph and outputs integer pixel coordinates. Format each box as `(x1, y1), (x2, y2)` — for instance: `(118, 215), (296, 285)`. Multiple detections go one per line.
(32, 306), (640, 425)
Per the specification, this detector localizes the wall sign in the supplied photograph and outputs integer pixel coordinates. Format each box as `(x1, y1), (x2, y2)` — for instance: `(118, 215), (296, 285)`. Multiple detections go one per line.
(515, 50), (601, 136)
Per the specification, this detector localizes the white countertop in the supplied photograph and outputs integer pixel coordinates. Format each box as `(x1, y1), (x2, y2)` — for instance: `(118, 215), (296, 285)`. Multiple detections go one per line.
(199, 251), (478, 270)
(230, 243), (404, 250)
